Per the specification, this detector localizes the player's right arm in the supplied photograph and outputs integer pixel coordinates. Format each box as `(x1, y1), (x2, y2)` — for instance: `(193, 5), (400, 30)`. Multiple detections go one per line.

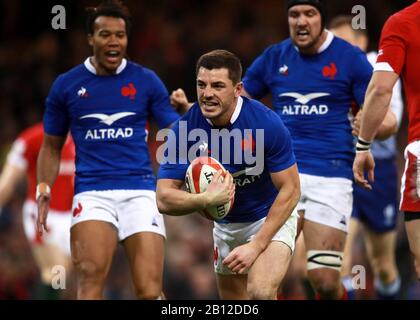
(156, 170), (235, 216)
(36, 134), (66, 234)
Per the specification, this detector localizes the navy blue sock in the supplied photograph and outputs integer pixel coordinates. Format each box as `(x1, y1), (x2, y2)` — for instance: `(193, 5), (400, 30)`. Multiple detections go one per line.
(374, 276), (401, 300)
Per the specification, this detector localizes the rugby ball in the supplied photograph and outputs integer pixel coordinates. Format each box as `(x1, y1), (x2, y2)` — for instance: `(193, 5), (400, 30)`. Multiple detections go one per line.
(185, 156), (233, 220)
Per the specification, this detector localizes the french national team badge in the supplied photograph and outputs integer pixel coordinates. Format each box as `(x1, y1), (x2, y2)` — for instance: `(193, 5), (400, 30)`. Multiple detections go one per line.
(322, 62), (337, 79)
(73, 202), (83, 218)
(213, 246), (219, 266)
(121, 83), (137, 100)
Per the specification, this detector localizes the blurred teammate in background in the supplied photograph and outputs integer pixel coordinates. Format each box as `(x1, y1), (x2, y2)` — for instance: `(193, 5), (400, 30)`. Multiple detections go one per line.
(0, 123), (75, 299)
(241, 0), (398, 299)
(353, 1), (420, 282)
(330, 15), (403, 300)
(37, 0), (181, 299)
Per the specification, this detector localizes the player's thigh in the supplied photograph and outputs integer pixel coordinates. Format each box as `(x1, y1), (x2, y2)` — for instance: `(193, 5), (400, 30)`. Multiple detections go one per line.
(304, 220), (346, 251)
(122, 231), (165, 288)
(216, 274), (248, 300)
(70, 220), (118, 277)
(248, 241), (292, 298)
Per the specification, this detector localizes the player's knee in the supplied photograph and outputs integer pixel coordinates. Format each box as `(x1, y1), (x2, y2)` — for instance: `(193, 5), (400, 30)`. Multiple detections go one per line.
(309, 271), (341, 299)
(247, 283), (277, 300)
(132, 271), (162, 299)
(312, 280), (341, 299)
(74, 259), (106, 282)
(135, 286), (161, 300)
(376, 262), (397, 281)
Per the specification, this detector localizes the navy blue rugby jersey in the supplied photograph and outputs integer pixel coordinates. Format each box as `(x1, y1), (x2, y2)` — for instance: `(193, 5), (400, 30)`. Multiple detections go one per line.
(44, 58), (179, 194)
(243, 31), (373, 179)
(158, 96), (296, 223)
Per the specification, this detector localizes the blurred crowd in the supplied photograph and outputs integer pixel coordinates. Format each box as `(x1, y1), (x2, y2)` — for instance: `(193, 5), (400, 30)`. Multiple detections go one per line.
(1, 0), (420, 299)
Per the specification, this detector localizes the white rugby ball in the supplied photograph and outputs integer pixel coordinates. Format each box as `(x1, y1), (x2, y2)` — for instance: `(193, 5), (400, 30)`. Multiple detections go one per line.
(185, 156), (233, 220)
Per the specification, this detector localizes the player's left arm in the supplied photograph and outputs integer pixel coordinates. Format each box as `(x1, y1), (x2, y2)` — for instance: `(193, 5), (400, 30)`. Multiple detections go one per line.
(253, 164), (300, 249)
(223, 164), (300, 274)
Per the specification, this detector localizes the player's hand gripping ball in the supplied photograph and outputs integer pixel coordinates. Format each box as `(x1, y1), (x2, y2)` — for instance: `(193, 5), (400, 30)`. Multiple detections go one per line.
(185, 156), (233, 220)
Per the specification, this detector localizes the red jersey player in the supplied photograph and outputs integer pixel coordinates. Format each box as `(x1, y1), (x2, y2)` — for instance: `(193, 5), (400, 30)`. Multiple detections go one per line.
(0, 122), (75, 298)
(353, 1), (420, 279)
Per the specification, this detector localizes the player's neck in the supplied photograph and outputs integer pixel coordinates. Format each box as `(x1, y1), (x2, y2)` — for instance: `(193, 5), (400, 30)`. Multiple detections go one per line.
(210, 98), (238, 127)
(90, 56), (120, 76)
(300, 30), (328, 55)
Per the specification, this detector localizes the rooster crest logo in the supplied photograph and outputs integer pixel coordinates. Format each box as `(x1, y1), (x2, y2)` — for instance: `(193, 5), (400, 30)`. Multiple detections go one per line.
(322, 62), (337, 80)
(73, 202), (83, 217)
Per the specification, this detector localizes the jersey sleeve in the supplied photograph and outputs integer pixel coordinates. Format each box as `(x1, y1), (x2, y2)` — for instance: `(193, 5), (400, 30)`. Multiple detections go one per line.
(264, 112), (296, 173)
(350, 50), (373, 106)
(157, 120), (189, 180)
(375, 14), (408, 75)
(146, 70), (180, 129)
(243, 49), (271, 100)
(43, 75), (70, 136)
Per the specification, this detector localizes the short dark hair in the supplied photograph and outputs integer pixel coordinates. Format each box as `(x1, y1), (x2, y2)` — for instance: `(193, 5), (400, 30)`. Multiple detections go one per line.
(85, 0), (132, 35)
(328, 15), (367, 37)
(196, 50), (242, 85)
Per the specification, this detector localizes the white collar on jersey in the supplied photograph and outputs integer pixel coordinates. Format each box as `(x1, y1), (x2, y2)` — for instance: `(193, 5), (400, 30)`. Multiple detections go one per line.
(205, 96), (243, 126)
(84, 57), (127, 75)
(294, 29), (334, 54)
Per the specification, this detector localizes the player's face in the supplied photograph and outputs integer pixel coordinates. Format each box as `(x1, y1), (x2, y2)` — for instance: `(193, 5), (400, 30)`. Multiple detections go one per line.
(288, 5), (323, 54)
(88, 16), (128, 75)
(196, 67), (243, 126)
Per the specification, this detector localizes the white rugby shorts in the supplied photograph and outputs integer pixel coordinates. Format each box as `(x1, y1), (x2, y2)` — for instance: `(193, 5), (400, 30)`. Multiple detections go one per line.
(71, 190), (165, 241)
(297, 173), (353, 233)
(213, 209), (298, 275)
